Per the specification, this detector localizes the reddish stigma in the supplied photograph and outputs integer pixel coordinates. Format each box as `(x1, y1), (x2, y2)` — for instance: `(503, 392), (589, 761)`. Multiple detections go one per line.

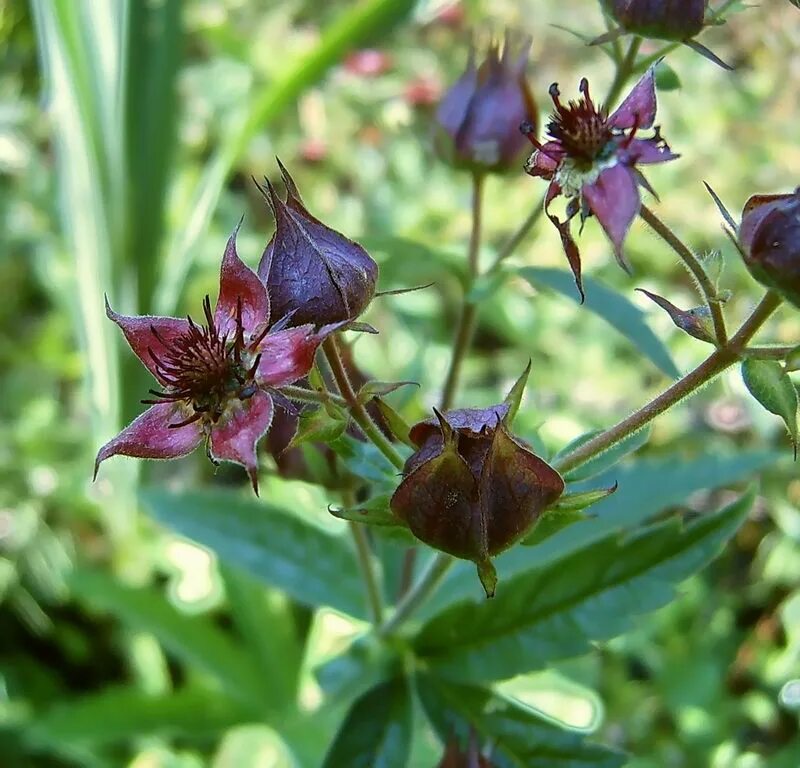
(142, 296), (265, 428)
(545, 78), (612, 162)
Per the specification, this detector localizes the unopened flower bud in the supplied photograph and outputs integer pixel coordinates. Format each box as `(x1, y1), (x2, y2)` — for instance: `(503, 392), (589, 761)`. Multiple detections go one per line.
(390, 400), (563, 597)
(600, 0), (706, 41)
(435, 31), (537, 174)
(258, 160), (379, 327)
(739, 189), (800, 308)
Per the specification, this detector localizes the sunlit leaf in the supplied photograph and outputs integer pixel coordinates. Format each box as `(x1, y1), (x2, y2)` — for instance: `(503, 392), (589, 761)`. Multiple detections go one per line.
(414, 490), (754, 682)
(519, 267), (679, 379)
(141, 488), (367, 618)
(417, 675), (626, 768)
(321, 678), (412, 768)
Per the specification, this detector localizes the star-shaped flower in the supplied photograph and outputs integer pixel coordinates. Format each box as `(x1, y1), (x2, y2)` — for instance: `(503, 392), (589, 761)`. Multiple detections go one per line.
(522, 67), (677, 300)
(95, 222), (337, 493)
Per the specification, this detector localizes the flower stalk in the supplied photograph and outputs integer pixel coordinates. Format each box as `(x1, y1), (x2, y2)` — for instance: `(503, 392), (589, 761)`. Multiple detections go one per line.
(348, 517), (385, 625)
(322, 336), (405, 470)
(440, 172), (485, 411)
(554, 291), (783, 474)
(640, 203), (728, 346)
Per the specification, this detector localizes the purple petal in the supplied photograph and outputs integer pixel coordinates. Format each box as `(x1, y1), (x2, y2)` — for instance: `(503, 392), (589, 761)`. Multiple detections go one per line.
(105, 299), (190, 384)
(215, 220), (270, 338)
(608, 67), (657, 130)
(624, 137), (679, 165)
(94, 403), (202, 479)
(525, 141), (564, 178)
(544, 183), (585, 302)
(255, 325), (329, 388)
(435, 43), (478, 140)
(210, 390), (274, 495)
(583, 164), (641, 270)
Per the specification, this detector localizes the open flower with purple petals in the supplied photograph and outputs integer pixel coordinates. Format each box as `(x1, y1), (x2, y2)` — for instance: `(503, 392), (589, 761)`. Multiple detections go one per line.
(521, 66), (677, 300)
(94, 223), (338, 494)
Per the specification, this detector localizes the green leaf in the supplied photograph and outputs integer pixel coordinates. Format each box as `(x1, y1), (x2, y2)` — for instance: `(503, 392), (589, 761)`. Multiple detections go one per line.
(785, 343), (800, 372)
(329, 493), (406, 528)
(521, 508), (588, 547)
(141, 487), (367, 619)
(521, 487), (617, 547)
(30, 0), (123, 441)
(556, 426), (651, 482)
(219, 567), (304, 717)
(741, 359), (798, 451)
(321, 678), (412, 768)
(417, 675), (625, 768)
(357, 380), (419, 404)
(502, 360), (532, 427)
(422, 451), (777, 620)
(374, 398), (416, 447)
(655, 60), (681, 90)
(329, 434), (401, 485)
(287, 405), (348, 449)
(156, 0), (418, 314)
(67, 569), (266, 709)
(28, 686), (245, 747)
(519, 267), (679, 379)
(413, 490), (754, 683)
(125, 0), (181, 313)
(213, 725), (297, 768)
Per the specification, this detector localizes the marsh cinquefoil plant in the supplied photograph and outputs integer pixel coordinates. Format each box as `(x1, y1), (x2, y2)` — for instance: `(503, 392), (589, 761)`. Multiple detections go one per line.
(92, 4), (798, 766)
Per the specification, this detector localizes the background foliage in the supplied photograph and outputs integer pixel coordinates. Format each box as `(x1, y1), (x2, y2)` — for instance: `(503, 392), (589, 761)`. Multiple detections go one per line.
(1, 0), (799, 766)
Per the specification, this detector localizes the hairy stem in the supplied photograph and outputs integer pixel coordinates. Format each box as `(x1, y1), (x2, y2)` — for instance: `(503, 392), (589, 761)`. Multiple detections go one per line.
(348, 518), (384, 624)
(323, 336), (405, 470)
(640, 204), (728, 346)
(379, 552), (453, 637)
(281, 384), (347, 408)
(440, 172), (485, 411)
(554, 292), (783, 474)
(605, 36), (642, 108)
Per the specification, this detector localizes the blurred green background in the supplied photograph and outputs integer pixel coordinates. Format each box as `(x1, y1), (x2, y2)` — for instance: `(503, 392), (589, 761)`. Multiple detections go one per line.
(1, 0), (799, 766)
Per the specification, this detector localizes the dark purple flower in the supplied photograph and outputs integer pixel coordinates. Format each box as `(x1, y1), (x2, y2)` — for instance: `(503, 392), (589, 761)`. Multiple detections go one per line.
(257, 161), (378, 327)
(601, 0), (706, 42)
(390, 402), (564, 597)
(522, 67), (677, 300)
(435, 31), (537, 173)
(739, 189), (800, 308)
(95, 223), (337, 494)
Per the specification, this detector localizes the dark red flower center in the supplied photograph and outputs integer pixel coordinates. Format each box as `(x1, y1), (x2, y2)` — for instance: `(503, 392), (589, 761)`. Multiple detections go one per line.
(546, 78), (613, 163)
(143, 296), (266, 428)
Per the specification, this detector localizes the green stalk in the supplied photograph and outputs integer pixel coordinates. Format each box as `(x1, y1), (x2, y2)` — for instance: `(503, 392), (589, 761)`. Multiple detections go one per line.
(554, 292), (782, 474)
(347, 518), (384, 625)
(640, 204), (728, 346)
(379, 553), (453, 638)
(322, 336), (405, 470)
(440, 172), (485, 411)
(604, 36), (642, 108)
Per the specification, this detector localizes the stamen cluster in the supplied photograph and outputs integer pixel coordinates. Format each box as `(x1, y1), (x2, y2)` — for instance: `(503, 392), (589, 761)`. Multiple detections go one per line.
(143, 297), (263, 428)
(546, 79), (612, 164)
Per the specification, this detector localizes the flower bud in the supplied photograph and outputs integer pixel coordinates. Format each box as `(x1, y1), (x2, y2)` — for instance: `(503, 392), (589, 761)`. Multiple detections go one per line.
(257, 160), (379, 327)
(600, 0), (706, 41)
(390, 401), (564, 597)
(739, 189), (800, 308)
(435, 31), (537, 174)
